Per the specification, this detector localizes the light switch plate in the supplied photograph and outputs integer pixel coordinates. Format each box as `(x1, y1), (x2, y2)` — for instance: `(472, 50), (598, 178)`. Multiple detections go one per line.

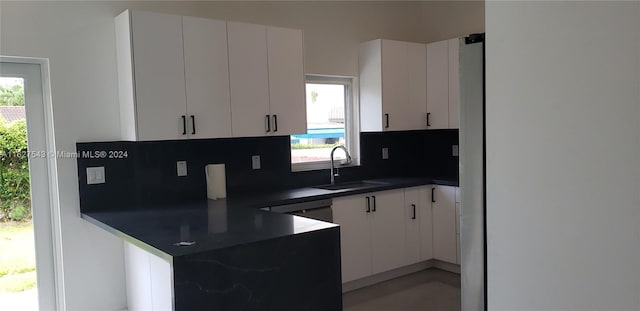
(382, 147), (389, 160)
(86, 166), (105, 184)
(177, 161), (188, 176)
(452, 145), (459, 157)
(252, 155), (261, 170)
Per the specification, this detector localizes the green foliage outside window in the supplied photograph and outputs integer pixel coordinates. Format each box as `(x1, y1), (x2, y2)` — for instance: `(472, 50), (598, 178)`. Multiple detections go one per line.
(0, 117), (30, 221)
(0, 85), (25, 106)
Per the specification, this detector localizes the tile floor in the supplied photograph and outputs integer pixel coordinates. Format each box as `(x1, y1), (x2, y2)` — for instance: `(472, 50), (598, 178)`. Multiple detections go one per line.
(343, 268), (461, 311)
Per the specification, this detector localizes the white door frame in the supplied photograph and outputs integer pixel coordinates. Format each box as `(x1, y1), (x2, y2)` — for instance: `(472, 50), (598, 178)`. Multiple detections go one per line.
(0, 56), (65, 311)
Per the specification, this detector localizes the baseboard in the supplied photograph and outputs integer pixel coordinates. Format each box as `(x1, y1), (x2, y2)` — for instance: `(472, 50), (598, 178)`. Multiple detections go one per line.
(342, 259), (460, 293)
(432, 259), (461, 274)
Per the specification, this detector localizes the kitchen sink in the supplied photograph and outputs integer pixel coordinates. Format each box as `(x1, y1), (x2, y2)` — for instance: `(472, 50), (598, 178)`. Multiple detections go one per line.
(312, 180), (390, 191)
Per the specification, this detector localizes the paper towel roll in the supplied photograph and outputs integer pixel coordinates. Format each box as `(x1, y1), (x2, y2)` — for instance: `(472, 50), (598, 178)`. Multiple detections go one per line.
(205, 164), (226, 200)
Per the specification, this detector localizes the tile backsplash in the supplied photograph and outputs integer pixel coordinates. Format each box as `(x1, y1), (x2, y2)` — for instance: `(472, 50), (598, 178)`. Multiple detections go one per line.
(77, 129), (458, 212)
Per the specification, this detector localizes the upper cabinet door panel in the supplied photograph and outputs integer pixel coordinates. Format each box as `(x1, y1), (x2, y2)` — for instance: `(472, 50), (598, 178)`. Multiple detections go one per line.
(358, 40), (383, 132)
(228, 22), (270, 137)
(407, 42), (428, 130)
(426, 40), (449, 130)
(182, 16), (232, 139)
(130, 11), (187, 141)
(267, 26), (306, 136)
(381, 40), (409, 131)
(448, 38), (460, 129)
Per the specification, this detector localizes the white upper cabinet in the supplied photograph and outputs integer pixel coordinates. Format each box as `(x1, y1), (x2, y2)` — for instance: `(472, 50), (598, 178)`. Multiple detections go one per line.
(182, 16), (232, 139)
(426, 38), (461, 129)
(228, 22), (271, 138)
(407, 42), (428, 129)
(267, 26), (307, 136)
(228, 22), (307, 137)
(448, 38), (460, 129)
(117, 10), (187, 141)
(426, 40), (449, 130)
(116, 10), (306, 140)
(359, 39), (427, 132)
(380, 40), (409, 131)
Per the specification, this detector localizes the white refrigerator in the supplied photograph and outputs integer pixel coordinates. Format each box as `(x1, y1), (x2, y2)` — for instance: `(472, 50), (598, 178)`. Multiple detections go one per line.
(459, 33), (485, 311)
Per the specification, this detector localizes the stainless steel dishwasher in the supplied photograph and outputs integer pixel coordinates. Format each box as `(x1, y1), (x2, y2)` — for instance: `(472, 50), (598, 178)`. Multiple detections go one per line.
(262, 199), (333, 223)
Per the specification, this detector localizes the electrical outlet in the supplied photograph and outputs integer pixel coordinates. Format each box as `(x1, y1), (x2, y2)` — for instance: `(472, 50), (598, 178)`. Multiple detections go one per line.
(452, 145), (459, 157)
(86, 166), (105, 184)
(382, 147), (389, 160)
(177, 161), (188, 176)
(252, 155), (261, 170)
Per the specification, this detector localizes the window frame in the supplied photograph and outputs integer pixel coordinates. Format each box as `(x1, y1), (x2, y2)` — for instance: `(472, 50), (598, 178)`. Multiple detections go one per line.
(291, 74), (360, 172)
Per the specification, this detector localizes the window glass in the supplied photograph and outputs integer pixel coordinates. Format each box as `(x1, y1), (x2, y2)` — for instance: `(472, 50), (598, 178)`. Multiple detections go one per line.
(291, 76), (357, 170)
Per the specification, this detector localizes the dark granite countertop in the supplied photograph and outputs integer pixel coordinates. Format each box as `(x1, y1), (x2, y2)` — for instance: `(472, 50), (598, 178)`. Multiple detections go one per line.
(223, 177), (457, 209)
(83, 201), (338, 260)
(82, 177), (456, 260)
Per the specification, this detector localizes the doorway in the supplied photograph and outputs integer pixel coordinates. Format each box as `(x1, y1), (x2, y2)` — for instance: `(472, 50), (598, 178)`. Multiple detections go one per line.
(0, 59), (62, 310)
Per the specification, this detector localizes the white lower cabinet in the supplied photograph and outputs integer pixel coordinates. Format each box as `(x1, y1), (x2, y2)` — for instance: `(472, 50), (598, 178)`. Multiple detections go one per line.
(332, 189), (405, 283)
(334, 185), (460, 284)
(124, 242), (173, 311)
(432, 185), (457, 264)
(332, 194), (372, 283)
(455, 187), (461, 264)
(405, 186), (433, 264)
(369, 189), (406, 274)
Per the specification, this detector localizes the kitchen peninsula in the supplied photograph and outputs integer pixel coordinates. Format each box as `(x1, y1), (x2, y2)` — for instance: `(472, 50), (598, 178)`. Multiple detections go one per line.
(82, 199), (341, 310)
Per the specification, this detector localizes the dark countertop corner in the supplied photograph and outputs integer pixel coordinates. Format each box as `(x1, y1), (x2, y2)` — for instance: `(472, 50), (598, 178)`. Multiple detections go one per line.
(82, 200), (337, 259)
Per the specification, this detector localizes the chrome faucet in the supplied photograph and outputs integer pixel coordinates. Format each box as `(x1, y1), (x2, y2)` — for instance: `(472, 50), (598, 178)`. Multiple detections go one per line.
(330, 145), (352, 184)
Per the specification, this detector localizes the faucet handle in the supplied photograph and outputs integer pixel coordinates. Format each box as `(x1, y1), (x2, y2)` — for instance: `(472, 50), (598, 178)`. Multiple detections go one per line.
(334, 167), (340, 177)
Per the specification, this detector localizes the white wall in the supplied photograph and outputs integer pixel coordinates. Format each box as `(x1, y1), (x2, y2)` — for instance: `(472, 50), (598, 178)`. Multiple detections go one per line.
(486, 1), (640, 310)
(421, 0), (484, 42)
(0, 1), (483, 309)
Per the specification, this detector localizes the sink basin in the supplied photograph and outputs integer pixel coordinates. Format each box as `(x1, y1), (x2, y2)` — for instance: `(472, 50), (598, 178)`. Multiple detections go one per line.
(312, 180), (390, 191)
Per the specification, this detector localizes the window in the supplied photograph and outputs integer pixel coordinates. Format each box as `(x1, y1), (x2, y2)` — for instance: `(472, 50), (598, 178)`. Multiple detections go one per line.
(291, 75), (359, 171)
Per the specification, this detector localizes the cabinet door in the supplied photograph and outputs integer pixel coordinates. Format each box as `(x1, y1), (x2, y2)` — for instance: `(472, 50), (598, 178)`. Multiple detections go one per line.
(370, 189), (406, 274)
(404, 187), (422, 265)
(419, 186), (434, 260)
(358, 40), (383, 132)
(182, 17), (232, 139)
(407, 42), (428, 130)
(228, 22), (270, 137)
(448, 38), (460, 129)
(432, 185), (457, 264)
(130, 11), (187, 141)
(456, 204), (461, 265)
(381, 40), (409, 131)
(332, 195), (372, 283)
(267, 26), (307, 136)
(455, 187), (461, 264)
(426, 40), (449, 130)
